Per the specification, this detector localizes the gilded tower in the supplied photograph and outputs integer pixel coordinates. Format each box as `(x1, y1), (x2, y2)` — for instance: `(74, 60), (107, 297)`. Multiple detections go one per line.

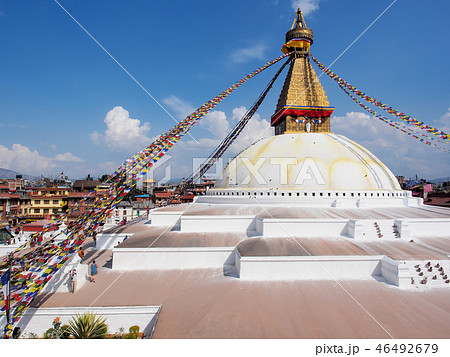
(271, 8), (334, 135)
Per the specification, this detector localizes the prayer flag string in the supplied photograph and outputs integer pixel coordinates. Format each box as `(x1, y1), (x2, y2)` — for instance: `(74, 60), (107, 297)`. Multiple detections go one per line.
(309, 53), (450, 145)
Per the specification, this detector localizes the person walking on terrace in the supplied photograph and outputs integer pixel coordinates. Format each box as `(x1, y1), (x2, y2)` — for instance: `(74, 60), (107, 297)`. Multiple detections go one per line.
(70, 268), (77, 293)
(78, 247), (85, 263)
(90, 260), (98, 283)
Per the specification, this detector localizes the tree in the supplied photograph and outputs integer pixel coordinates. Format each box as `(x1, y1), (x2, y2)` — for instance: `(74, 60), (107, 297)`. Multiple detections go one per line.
(68, 312), (108, 339)
(99, 174), (110, 183)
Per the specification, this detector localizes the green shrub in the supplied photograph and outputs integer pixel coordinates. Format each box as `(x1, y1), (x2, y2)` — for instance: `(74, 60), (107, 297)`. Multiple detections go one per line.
(123, 325), (140, 339)
(68, 312), (108, 339)
(129, 325), (140, 334)
(42, 317), (71, 339)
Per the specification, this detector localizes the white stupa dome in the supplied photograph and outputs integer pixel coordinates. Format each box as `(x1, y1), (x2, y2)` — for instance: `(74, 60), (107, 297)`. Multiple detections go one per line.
(214, 133), (401, 192)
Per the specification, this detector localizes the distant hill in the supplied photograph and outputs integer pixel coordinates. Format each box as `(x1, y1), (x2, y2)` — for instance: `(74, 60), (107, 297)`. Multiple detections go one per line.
(429, 176), (450, 184)
(0, 168), (35, 180)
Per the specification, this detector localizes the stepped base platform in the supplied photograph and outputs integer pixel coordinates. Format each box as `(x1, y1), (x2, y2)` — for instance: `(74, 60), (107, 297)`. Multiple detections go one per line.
(106, 202), (450, 288)
(18, 216), (450, 338)
(109, 219), (450, 288)
(15, 200), (450, 338)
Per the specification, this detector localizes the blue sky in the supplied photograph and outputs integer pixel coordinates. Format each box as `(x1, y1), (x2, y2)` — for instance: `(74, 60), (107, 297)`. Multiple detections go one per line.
(0, 0), (449, 181)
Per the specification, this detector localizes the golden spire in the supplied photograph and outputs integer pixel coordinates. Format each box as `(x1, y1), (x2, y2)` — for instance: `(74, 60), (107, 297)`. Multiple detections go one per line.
(272, 8), (334, 135)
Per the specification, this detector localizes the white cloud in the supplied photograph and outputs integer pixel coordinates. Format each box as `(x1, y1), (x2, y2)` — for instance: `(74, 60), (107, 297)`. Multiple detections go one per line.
(177, 137), (222, 151)
(0, 143), (55, 174)
(91, 106), (151, 152)
(96, 161), (119, 175)
(90, 131), (101, 145)
(178, 105), (272, 155)
(163, 95), (195, 119)
(332, 111), (450, 178)
(333, 111), (380, 136)
(291, 0), (321, 15)
(54, 152), (84, 162)
(0, 144), (87, 176)
(437, 107), (450, 134)
(229, 106), (272, 153)
(200, 111), (230, 139)
(333, 111), (411, 155)
(229, 43), (267, 64)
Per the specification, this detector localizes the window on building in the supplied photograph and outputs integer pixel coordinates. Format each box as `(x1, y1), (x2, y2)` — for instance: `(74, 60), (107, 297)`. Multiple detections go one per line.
(52, 209), (59, 213)
(53, 200), (59, 204)
(35, 200), (40, 204)
(44, 200), (50, 204)
(43, 208), (49, 213)
(34, 208), (40, 213)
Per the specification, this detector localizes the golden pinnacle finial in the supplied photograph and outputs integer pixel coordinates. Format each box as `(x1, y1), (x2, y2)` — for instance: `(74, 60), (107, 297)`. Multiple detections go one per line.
(295, 7), (307, 28)
(282, 8), (314, 55)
